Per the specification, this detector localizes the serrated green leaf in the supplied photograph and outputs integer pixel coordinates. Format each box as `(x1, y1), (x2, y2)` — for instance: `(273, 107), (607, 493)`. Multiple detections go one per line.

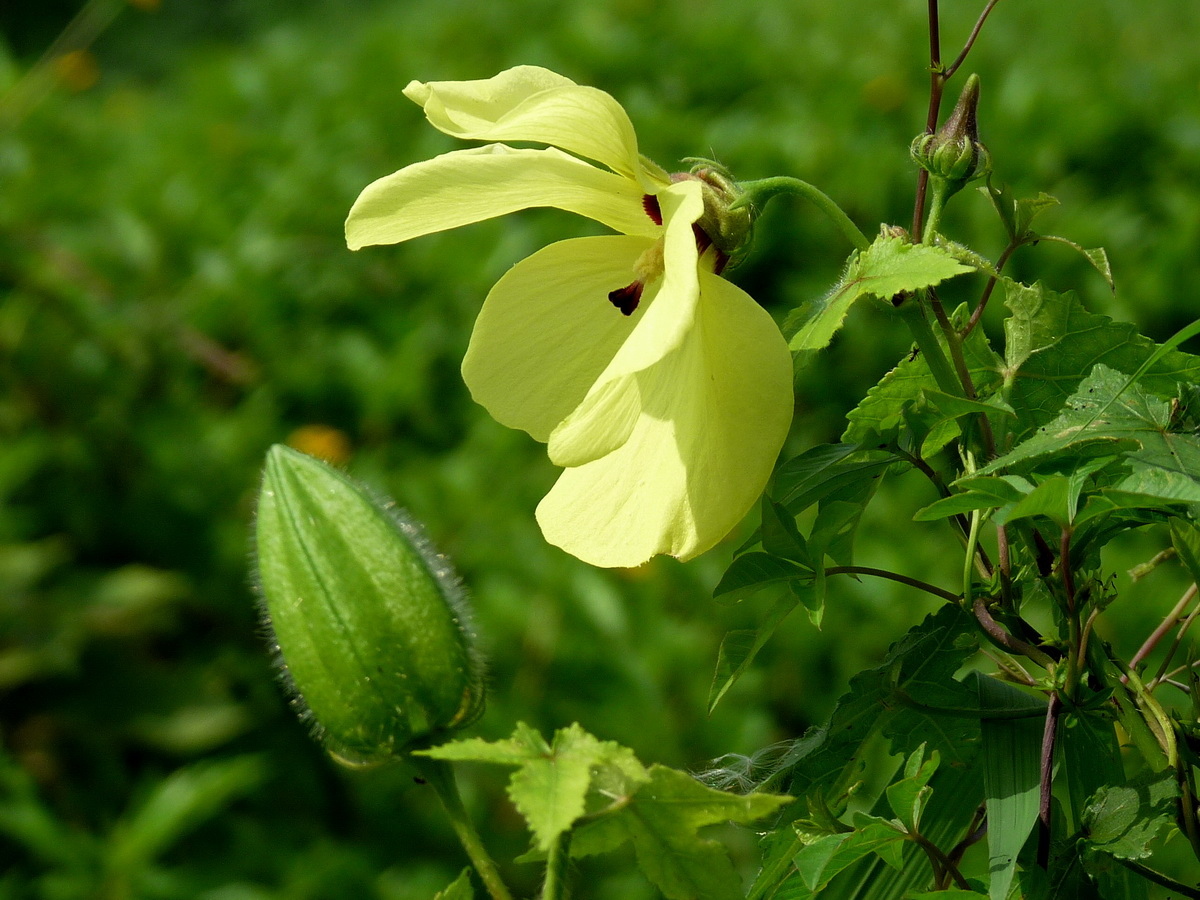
(971, 674), (1043, 900)
(506, 724), (616, 851)
(906, 891), (986, 899)
(912, 476), (1030, 522)
(844, 305), (1003, 448)
(433, 868), (474, 900)
(423, 723), (648, 852)
(713, 552), (811, 604)
(1081, 772), (1178, 861)
(794, 819), (905, 891)
(418, 721), (549, 764)
(787, 236), (972, 352)
(984, 366), (1200, 519)
(709, 590), (801, 713)
(573, 765), (791, 900)
(1001, 282), (1200, 439)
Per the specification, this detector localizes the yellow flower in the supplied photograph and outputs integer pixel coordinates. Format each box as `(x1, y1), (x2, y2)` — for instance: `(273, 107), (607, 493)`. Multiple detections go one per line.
(346, 66), (793, 568)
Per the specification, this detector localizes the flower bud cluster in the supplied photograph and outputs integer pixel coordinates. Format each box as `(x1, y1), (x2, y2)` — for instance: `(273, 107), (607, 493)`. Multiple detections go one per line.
(910, 74), (991, 194)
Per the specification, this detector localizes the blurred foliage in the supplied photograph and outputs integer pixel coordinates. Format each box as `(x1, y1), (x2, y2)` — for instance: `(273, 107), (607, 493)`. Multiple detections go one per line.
(1, 0), (1198, 897)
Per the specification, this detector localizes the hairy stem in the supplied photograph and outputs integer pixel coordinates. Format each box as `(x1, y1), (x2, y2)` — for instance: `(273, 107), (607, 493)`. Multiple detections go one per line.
(734, 176), (870, 252)
(413, 757), (515, 900)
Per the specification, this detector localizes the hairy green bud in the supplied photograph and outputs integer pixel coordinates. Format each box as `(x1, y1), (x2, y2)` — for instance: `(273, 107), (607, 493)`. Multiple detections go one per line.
(910, 74), (991, 193)
(679, 158), (755, 263)
(254, 445), (484, 767)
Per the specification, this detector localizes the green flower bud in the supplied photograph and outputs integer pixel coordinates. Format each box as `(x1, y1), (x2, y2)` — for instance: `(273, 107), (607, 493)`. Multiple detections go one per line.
(679, 158), (755, 263)
(254, 445), (484, 767)
(910, 74), (991, 193)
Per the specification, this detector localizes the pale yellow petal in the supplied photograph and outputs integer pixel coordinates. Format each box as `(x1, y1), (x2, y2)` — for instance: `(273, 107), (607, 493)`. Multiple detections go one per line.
(546, 179), (704, 467)
(461, 235), (657, 442)
(404, 66), (659, 187)
(536, 272), (794, 568)
(346, 144), (657, 249)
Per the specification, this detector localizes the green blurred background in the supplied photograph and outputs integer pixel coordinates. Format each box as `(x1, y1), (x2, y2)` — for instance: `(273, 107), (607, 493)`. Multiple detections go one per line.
(2, 0), (1199, 897)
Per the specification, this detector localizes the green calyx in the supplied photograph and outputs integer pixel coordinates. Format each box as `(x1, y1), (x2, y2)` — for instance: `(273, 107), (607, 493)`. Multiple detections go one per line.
(254, 445), (484, 767)
(679, 158), (755, 260)
(910, 74), (992, 195)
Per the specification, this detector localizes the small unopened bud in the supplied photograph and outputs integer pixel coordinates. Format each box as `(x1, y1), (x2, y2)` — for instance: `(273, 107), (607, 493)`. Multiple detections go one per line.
(254, 445), (484, 767)
(910, 74), (991, 193)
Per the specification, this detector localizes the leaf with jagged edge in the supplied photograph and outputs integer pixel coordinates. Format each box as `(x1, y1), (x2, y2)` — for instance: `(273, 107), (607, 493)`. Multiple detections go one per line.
(420, 723), (648, 852)
(1001, 282), (1200, 440)
(843, 304), (1003, 449)
(571, 765), (791, 900)
(1081, 772), (1178, 861)
(786, 235), (973, 354)
(713, 552), (811, 605)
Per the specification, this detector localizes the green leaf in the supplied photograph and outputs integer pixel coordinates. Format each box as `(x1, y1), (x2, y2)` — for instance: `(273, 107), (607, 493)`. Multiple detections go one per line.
(1036, 236), (1114, 291)
(713, 552), (811, 604)
(572, 765), (791, 900)
(884, 745), (939, 834)
(793, 818), (905, 891)
(1001, 282), (1200, 439)
(906, 891), (986, 899)
(843, 304), (1003, 448)
(1081, 772), (1178, 861)
(433, 868), (474, 900)
(771, 607), (979, 803)
(772, 444), (899, 516)
(984, 365), (1200, 516)
(418, 721), (550, 765)
(709, 590), (801, 713)
(971, 674), (1043, 900)
(422, 723), (649, 851)
(1170, 519), (1200, 585)
(761, 497), (812, 565)
(787, 236), (972, 352)
(912, 475), (1031, 522)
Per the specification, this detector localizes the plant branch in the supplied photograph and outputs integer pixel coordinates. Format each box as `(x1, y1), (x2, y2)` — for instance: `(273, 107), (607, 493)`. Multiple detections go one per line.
(972, 595), (1056, 669)
(1036, 691), (1062, 869)
(825, 566), (961, 604)
(734, 176), (871, 252)
(962, 242), (1017, 338)
(944, 0), (1006, 79)
(1116, 858), (1200, 899)
(911, 831), (972, 890)
(1143, 584), (1200, 690)
(913, 0), (944, 238)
